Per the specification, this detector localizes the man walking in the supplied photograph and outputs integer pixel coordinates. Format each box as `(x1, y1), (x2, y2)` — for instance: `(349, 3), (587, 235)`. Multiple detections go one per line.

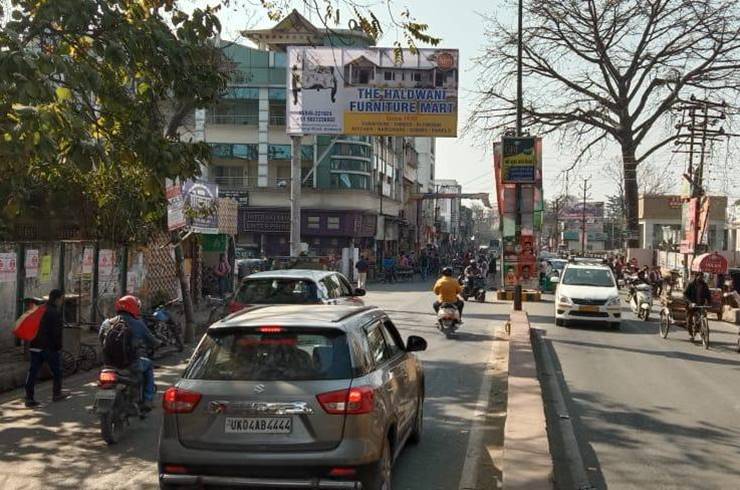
(356, 255), (369, 289)
(25, 289), (68, 408)
(214, 253), (232, 297)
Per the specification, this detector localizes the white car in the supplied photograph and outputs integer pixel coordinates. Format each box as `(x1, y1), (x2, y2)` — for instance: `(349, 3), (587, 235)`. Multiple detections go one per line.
(553, 263), (622, 329)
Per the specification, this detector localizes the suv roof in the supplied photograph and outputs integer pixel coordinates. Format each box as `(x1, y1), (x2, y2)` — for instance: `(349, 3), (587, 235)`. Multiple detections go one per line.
(564, 263), (612, 271)
(212, 304), (381, 331)
(245, 269), (338, 281)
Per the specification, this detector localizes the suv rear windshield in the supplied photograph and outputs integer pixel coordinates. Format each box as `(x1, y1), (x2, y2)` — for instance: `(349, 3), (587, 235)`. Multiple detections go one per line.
(562, 268), (615, 287)
(184, 328), (352, 381)
(236, 279), (319, 304)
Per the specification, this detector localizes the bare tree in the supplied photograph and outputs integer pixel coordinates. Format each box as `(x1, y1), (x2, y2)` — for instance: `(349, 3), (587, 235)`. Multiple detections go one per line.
(469, 0), (740, 246)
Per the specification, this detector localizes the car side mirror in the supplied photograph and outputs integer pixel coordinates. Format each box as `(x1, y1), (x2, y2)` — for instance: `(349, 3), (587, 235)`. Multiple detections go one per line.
(406, 335), (427, 352)
(550, 276), (560, 283)
(353, 288), (366, 297)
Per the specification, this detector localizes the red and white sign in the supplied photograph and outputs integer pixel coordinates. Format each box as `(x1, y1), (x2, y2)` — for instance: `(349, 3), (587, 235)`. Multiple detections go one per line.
(82, 247), (94, 274)
(167, 183), (187, 231)
(691, 253), (728, 275)
(25, 249), (39, 278)
(99, 249), (114, 277)
(0, 252), (18, 283)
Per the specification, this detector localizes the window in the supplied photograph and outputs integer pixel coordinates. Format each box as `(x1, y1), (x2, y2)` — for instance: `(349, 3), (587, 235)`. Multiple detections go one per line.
(330, 173), (369, 190)
(384, 71), (394, 81)
(327, 216), (340, 230)
(561, 268), (615, 287)
(214, 166), (243, 178)
(307, 216), (320, 230)
(268, 144), (292, 160)
(413, 72), (421, 82)
(365, 325), (391, 367)
(380, 320), (404, 358)
(333, 274), (354, 296)
(321, 277), (341, 299)
(183, 328), (352, 381)
(235, 279), (320, 304)
(358, 69), (371, 84)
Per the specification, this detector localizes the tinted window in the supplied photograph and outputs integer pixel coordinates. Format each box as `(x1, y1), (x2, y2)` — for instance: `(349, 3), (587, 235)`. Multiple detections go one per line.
(562, 268), (615, 287)
(321, 277), (340, 299)
(184, 328), (352, 381)
(335, 274), (354, 296)
(381, 320), (404, 357)
(236, 279), (319, 304)
(365, 324), (391, 366)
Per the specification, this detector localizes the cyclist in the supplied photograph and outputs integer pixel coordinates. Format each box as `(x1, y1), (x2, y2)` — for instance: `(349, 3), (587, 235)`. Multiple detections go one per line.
(683, 272), (712, 336)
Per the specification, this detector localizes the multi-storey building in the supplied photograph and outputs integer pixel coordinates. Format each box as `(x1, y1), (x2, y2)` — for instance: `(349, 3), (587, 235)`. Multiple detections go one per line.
(198, 11), (431, 259)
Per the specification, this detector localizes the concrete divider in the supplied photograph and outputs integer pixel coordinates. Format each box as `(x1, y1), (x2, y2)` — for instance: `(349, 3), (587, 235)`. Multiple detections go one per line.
(503, 310), (553, 489)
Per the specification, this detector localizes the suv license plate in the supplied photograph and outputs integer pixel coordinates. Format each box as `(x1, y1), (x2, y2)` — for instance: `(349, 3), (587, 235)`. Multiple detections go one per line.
(579, 305), (599, 312)
(225, 417), (292, 434)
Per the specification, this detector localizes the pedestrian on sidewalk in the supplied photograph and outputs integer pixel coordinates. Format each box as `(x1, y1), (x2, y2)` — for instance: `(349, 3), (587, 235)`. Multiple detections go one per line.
(214, 253), (232, 297)
(25, 289), (68, 408)
(356, 256), (369, 290)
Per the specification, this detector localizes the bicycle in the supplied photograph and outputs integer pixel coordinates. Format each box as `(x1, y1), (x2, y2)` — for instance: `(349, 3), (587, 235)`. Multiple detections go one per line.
(689, 305), (711, 350)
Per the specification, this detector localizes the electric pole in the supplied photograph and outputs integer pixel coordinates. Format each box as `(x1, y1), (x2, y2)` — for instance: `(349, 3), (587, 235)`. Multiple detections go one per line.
(580, 178), (591, 254)
(513, 0), (524, 311)
(289, 135), (302, 256)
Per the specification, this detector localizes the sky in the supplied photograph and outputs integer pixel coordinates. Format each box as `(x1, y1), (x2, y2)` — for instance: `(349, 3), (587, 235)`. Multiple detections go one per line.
(199, 0), (738, 204)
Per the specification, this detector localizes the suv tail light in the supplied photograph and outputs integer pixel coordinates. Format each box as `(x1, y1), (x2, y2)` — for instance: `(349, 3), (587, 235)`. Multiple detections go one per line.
(229, 301), (247, 313)
(163, 387), (202, 414)
(98, 370), (118, 389)
(317, 386), (374, 415)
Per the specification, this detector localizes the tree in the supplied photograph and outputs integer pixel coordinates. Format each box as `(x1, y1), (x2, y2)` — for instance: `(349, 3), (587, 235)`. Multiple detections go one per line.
(470, 0), (740, 246)
(0, 0), (228, 243)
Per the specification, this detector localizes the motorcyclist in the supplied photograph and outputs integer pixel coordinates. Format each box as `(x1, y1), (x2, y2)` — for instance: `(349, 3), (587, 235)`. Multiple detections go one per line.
(433, 267), (465, 321)
(464, 260), (482, 279)
(98, 295), (160, 410)
(683, 272), (712, 334)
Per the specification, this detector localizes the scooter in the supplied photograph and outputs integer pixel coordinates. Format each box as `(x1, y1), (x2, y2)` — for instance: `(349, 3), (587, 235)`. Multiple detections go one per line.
(93, 367), (150, 445)
(629, 282), (653, 321)
(436, 303), (461, 339)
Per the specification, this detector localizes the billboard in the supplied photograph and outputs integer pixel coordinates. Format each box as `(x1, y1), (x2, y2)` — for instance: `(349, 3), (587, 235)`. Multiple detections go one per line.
(182, 181), (219, 234)
(501, 137), (537, 183)
(287, 46), (459, 137)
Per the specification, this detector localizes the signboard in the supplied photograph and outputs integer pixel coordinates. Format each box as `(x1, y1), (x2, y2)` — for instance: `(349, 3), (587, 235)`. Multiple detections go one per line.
(40, 255), (52, 282)
(242, 209), (291, 233)
(99, 249), (114, 277)
(0, 252), (17, 283)
(501, 137), (536, 183)
(561, 202), (605, 220)
(182, 181), (219, 234)
(287, 46), (459, 137)
(167, 183), (187, 231)
(681, 198), (699, 254)
(219, 189), (249, 208)
(82, 247), (94, 274)
(25, 249), (39, 279)
(692, 253), (728, 274)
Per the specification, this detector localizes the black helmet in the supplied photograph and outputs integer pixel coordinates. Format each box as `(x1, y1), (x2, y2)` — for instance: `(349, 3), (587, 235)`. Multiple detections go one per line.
(442, 267), (453, 276)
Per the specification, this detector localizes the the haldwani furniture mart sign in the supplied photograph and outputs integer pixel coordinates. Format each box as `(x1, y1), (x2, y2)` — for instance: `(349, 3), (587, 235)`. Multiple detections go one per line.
(286, 46), (459, 137)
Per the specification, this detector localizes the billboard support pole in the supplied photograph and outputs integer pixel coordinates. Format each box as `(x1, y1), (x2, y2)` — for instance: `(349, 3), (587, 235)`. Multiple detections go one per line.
(290, 135), (302, 257)
(513, 0), (524, 311)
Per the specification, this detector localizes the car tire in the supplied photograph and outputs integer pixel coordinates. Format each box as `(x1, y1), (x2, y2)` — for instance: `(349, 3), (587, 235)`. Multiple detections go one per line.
(362, 437), (393, 490)
(409, 395), (424, 445)
(555, 318), (565, 327)
(610, 322), (621, 330)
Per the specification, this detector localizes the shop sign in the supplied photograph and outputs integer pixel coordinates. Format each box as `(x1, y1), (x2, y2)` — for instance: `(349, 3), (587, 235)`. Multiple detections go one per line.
(243, 209), (290, 233)
(219, 189), (249, 208)
(501, 137), (536, 183)
(167, 183), (187, 231)
(183, 180), (219, 234)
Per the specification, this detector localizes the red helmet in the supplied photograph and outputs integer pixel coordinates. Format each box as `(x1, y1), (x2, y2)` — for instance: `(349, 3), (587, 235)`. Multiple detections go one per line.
(115, 295), (141, 318)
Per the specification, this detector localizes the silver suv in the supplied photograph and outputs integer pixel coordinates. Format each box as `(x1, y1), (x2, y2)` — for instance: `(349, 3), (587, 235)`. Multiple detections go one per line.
(158, 305), (427, 489)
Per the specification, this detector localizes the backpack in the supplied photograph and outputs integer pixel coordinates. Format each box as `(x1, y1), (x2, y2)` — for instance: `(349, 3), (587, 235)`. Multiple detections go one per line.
(101, 316), (135, 369)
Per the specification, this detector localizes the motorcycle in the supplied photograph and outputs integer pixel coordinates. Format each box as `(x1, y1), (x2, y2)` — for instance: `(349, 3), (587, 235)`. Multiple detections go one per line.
(436, 302), (461, 338)
(461, 276), (486, 302)
(629, 282), (653, 321)
(93, 368), (150, 445)
(144, 298), (183, 355)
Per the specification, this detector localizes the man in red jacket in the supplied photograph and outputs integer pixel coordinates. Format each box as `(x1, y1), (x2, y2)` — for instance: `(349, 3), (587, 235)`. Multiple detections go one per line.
(25, 289), (68, 408)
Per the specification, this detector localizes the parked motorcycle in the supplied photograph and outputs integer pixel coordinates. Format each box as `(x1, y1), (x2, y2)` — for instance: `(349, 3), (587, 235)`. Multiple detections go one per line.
(143, 298), (183, 354)
(629, 282), (653, 321)
(436, 303), (461, 338)
(93, 368), (150, 445)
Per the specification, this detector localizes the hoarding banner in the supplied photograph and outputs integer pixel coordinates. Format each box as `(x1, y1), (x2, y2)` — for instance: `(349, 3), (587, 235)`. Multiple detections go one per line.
(501, 137), (537, 183)
(287, 46), (459, 137)
(166, 182), (187, 231)
(182, 181), (219, 234)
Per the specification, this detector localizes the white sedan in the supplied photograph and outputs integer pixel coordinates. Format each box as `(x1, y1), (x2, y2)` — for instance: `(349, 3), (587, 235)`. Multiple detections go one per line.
(553, 263), (622, 329)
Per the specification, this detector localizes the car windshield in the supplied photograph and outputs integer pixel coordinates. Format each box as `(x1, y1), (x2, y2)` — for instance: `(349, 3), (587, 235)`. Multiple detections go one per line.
(184, 328), (352, 381)
(562, 268), (615, 287)
(549, 260), (567, 271)
(236, 279), (319, 304)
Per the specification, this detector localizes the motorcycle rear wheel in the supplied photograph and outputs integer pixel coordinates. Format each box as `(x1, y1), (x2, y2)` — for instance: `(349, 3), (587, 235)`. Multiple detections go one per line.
(100, 412), (123, 445)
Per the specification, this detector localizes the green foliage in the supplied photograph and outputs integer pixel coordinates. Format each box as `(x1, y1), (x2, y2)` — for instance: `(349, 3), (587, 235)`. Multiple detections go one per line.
(0, 0), (228, 243)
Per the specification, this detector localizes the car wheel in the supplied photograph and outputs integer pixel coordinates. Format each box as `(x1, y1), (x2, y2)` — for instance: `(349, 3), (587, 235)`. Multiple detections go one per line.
(555, 318), (565, 327)
(610, 322), (621, 330)
(363, 437), (392, 490)
(409, 395), (424, 445)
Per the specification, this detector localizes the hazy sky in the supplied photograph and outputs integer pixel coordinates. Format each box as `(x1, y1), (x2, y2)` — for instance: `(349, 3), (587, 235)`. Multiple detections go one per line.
(204, 0), (736, 203)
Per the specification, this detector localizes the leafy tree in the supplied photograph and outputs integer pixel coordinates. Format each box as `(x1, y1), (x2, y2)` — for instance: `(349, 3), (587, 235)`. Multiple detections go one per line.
(0, 0), (228, 243)
(470, 0), (740, 246)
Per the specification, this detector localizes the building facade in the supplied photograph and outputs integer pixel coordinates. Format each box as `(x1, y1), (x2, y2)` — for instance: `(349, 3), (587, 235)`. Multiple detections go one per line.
(199, 11), (433, 260)
(638, 195), (727, 251)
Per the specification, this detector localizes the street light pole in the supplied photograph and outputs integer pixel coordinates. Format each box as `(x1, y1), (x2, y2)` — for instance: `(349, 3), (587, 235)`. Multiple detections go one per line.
(290, 135), (302, 256)
(513, 0), (524, 310)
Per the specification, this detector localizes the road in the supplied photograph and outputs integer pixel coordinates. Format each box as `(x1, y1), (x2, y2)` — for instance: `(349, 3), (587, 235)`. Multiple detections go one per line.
(0, 281), (508, 490)
(530, 295), (740, 489)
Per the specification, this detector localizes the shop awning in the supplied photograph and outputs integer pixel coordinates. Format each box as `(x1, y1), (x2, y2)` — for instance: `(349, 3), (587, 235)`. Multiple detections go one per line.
(691, 253), (728, 274)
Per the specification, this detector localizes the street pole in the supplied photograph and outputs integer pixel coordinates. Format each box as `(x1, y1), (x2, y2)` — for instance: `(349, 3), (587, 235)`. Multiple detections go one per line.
(290, 135), (302, 257)
(513, 0), (524, 310)
(580, 178), (591, 254)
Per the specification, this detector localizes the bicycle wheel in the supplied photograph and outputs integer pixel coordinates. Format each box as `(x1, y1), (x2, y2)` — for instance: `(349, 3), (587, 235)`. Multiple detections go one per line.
(659, 311), (670, 339)
(700, 315), (710, 350)
(61, 350), (78, 377)
(78, 344), (99, 371)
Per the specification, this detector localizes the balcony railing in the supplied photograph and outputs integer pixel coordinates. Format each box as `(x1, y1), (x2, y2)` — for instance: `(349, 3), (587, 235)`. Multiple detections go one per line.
(269, 113), (286, 126)
(206, 114), (258, 125)
(212, 176), (313, 190)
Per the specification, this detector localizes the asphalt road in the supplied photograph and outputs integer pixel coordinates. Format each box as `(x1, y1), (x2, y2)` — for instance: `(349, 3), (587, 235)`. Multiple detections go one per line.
(529, 295), (740, 489)
(0, 281), (508, 490)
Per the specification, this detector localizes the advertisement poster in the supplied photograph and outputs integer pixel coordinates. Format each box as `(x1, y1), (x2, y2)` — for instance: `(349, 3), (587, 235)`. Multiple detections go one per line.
(517, 263), (538, 289)
(25, 249), (39, 279)
(0, 252), (17, 283)
(503, 262), (518, 289)
(520, 235), (536, 263)
(182, 180), (219, 234)
(99, 249), (114, 277)
(501, 137), (536, 183)
(503, 236), (519, 261)
(40, 255), (52, 281)
(287, 46), (459, 137)
(167, 182), (187, 231)
(82, 247), (94, 274)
